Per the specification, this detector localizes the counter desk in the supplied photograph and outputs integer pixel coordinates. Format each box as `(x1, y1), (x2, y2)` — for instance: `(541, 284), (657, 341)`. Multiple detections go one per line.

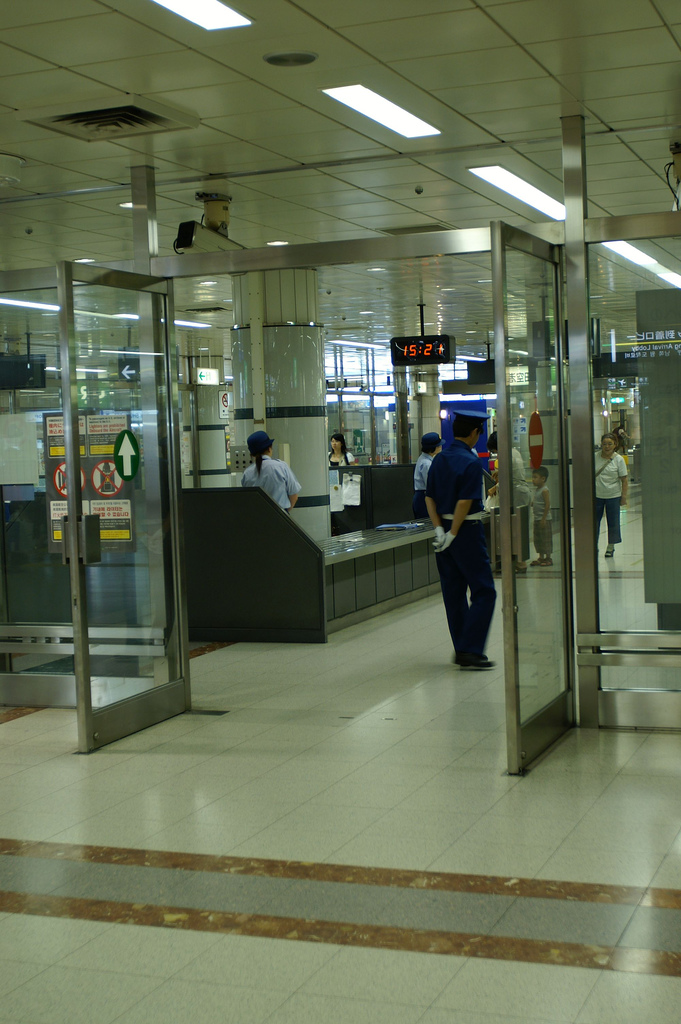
(182, 488), (440, 644)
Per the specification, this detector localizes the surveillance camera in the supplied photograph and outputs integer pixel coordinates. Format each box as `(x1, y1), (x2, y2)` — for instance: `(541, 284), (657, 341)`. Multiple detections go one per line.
(326, 289), (332, 295)
(173, 221), (244, 254)
(415, 185), (424, 195)
(25, 226), (33, 235)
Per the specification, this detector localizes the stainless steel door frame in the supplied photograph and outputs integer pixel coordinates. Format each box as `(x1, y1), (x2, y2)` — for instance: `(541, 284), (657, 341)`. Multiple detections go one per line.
(492, 221), (574, 774)
(56, 261), (190, 751)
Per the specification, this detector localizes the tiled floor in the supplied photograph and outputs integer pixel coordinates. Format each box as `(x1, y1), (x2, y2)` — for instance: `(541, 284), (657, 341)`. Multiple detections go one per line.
(1, 594), (681, 1022)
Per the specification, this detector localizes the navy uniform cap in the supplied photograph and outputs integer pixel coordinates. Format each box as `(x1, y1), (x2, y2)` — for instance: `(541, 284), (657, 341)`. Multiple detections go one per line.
(421, 432), (442, 447)
(452, 408), (491, 420)
(247, 430), (275, 454)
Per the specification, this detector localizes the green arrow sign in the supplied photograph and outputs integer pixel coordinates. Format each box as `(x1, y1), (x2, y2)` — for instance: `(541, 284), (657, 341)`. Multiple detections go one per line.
(113, 429), (140, 481)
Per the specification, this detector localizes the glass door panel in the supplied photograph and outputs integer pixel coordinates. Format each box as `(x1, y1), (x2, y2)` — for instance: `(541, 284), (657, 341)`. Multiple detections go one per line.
(492, 223), (574, 772)
(0, 280), (78, 705)
(588, 238), (681, 712)
(58, 263), (189, 750)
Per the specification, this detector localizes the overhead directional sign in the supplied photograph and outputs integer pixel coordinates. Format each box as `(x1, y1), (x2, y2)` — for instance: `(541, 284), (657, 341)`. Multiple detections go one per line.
(113, 429), (140, 481)
(118, 352), (140, 382)
(193, 366), (220, 385)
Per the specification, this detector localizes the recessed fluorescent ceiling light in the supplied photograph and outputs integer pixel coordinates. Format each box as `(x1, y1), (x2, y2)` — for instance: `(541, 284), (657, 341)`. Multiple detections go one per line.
(323, 85), (439, 139)
(148, 0), (251, 29)
(469, 166), (566, 220)
(119, 202), (133, 208)
(74, 258), (95, 263)
(174, 319), (211, 328)
(602, 241), (656, 266)
(658, 271), (681, 288)
(267, 240), (289, 246)
(327, 340), (386, 350)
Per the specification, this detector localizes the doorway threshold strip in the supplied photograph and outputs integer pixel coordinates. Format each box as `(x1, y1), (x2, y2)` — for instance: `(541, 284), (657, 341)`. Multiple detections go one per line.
(0, 707), (44, 725)
(0, 837), (675, 909)
(0, 887), (679, 978)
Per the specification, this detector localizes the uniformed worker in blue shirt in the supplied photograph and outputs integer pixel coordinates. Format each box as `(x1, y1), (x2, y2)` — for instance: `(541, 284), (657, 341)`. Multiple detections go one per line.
(412, 431), (442, 519)
(425, 410), (496, 670)
(241, 431), (301, 511)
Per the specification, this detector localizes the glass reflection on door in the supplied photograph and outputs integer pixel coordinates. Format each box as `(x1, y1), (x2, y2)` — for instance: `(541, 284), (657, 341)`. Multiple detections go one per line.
(504, 248), (569, 725)
(589, 240), (681, 692)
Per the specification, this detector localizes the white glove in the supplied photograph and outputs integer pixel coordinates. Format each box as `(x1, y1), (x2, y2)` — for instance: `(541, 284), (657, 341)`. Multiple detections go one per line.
(438, 531), (455, 552)
(432, 526), (445, 550)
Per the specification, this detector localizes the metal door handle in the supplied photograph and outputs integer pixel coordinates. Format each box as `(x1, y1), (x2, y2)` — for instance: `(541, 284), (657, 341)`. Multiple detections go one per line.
(61, 515), (102, 565)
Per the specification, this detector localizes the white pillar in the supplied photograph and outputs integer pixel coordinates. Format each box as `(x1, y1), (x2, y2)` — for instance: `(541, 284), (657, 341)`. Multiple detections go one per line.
(231, 270), (329, 539)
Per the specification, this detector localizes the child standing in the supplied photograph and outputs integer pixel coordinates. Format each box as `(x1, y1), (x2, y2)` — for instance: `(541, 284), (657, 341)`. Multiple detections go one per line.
(530, 466), (552, 566)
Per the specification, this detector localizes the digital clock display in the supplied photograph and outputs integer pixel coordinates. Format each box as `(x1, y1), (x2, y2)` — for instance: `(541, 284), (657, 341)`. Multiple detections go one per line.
(390, 334), (452, 366)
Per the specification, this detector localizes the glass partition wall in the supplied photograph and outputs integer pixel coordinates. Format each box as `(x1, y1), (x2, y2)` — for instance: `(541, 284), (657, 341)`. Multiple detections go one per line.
(585, 237), (681, 722)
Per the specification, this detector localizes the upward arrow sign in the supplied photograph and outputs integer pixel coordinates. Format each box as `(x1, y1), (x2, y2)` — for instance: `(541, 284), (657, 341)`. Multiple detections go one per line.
(118, 434), (135, 476)
(113, 429), (140, 481)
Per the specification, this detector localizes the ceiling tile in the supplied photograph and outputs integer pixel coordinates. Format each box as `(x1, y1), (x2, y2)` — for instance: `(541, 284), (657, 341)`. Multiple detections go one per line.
(341, 9), (512, 62)
(485, 0), (662, 43)
(74, 51), (245, 94)
(0, 43), (51, 78)
(148, 81), (297, 120)
(392, 46), (545, 90)
(557, 63), (681, 103)
(0, 70), (123, 109)
(0, 0), (103, 30)
(433, 76), (567, 114)
(526, 28), (680, 75)
(590, 91), (681, 125)
(2, 13), (183, 65)
(294, 0), (473, 25)
(204, 106), (337, 141)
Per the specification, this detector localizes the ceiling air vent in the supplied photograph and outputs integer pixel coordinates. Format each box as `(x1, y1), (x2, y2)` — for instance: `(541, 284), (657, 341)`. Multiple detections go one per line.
(18, 96), (199, 141)
(383, 224), (447, 235)
(182, 306), (231, 315)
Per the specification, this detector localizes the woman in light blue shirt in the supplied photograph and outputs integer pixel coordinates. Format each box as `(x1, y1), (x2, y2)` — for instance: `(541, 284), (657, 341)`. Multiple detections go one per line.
(412, 432), (442, 518)
(241, 431), (301, 511)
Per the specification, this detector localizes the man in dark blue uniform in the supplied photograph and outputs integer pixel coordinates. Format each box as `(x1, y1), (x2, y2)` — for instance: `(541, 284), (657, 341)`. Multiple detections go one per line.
(425, 410), (496, 670)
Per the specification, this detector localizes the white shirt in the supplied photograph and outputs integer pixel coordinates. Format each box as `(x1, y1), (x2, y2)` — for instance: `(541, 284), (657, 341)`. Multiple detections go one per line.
(594, 452), (627, 498)
(242, 455), (301, 509)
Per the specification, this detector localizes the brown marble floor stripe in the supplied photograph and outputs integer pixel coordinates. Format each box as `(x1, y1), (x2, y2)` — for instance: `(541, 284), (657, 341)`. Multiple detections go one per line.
(189, 641), (235, 659)
(0, 837), (671, 909)
(0, 887), (679, 977)
(0, 707), (43, 725)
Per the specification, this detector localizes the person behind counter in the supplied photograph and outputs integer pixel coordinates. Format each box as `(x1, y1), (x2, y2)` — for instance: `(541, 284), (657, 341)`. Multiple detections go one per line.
(329, 432), (356, 466)
(241, 430), (301, 512)
(412, 431), (442, 518)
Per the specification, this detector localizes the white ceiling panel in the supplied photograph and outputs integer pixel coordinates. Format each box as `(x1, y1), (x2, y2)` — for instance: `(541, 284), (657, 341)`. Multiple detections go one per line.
(0, 70), (123, 110)
(294, 0), (473, 25)
(1, 13), (184, 65)
(472, 103), (582, 137)
(147, 81), (298, 120)
(204, 106), (339, 141)
(526, 28), (681, 76)
(243, 172), (355, 199)
(591, 92), (681, 124)
(248, 130), (390, 163)
(556, 63), (681, 103)
(74, 51), (245, 95)
(0, 1), (104, 30)
(341, 10), (512, 62)
(0, 44), (52, 78)
(486, 0), (662, 43)
(433, 76), (567, 115)
(391, 46), (545, 91)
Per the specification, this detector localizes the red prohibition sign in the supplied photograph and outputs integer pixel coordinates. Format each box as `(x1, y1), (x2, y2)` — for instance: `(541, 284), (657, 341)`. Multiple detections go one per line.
(91, 459), (124, 497)
(53, 462), (85, 497)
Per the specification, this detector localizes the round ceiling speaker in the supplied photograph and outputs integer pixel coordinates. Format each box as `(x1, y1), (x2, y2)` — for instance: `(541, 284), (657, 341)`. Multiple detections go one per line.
(0, 154), (24, 186)
(263, 51), (318, 67)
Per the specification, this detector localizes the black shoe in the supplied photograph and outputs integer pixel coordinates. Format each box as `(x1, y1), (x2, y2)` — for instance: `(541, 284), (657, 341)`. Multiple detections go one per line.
(455, 653), (496, 670)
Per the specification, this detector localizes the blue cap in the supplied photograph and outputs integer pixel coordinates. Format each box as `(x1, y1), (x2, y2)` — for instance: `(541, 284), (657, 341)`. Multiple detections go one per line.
(247, 430), (275, 455)
(421, 432), (442, 447)
(452, 408), (490, 420)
